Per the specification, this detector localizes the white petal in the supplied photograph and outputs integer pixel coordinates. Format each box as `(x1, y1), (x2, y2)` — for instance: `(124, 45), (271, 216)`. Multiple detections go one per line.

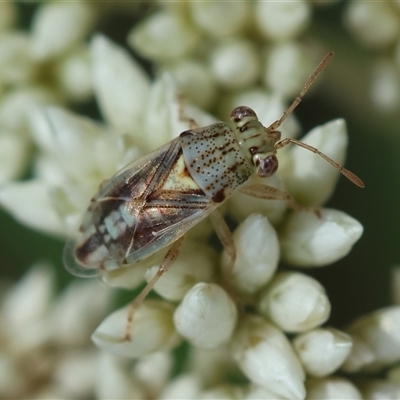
(0, 32), (35, 85)
(31, 2), (94, 60)
(92, 300), (181, 358)
(2, 263), (55, 353)
(159, 374), (201, 400)
(0, 131), (29, 183)
(189, 345), (233, 387)
(53, 350), (98, 398)
(0, 87), (60, 134)
(209, 39), (261, 89)
(50, 280), (114, 347)
(222, 214), (279, 295)
(0, 180), (64, 236)
(173, 283), (237, 348)
(189, 2), (250, 37)
(145, 241), (217, 301)
(133, 352), (174, 399)
(340, 336), (376, 373)
(128, 9), (200, 61)
(346, 306), (400, 370)
(279, 208), (363, 267)
(140, 74), (216, 149)
(259, 272), (330, 333)
(245, 384), (286, 399)
(263, 42), (314, 100)
(254, 1), (311, 41)
(164, 59), (216, 109)
(198, 384), (245, 399)
(306, 377), (362, 399)
(91, 34), (150, 132)
(3, 263), (54, 331)
(55, 45), (93, 102)
(279, 119), (349, 206)
(232, 315), (305, 400)
(95, 352), (147, 399)
(293, 328), (352, 376)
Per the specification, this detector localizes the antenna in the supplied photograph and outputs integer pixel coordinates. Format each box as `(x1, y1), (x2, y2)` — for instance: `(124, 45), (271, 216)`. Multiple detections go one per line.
(269, 52), (334, 132)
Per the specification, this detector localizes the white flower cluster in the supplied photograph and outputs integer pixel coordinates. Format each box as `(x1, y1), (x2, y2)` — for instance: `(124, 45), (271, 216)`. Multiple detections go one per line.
(0, 2), (399, 399)
(344, 1), (400, 111)
(0, 263), (113, 398)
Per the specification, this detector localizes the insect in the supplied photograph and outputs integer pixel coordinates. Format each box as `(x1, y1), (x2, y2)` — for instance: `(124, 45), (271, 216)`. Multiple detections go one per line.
(64, 52), (364, 341)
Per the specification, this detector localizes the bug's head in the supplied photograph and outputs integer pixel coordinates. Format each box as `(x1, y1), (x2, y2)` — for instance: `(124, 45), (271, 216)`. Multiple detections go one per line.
(230, 106), (280, 178)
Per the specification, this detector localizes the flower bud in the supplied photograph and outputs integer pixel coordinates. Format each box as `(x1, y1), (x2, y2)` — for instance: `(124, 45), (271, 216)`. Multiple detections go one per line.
(259, 272), (330, 333)
(293, 328), (352, 376)
(174, 283), (237, 348)
(279, 209), (363, 267)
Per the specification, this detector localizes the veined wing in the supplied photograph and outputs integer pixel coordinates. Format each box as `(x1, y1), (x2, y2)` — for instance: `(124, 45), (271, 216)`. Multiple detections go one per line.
(63, 138), (217, 277)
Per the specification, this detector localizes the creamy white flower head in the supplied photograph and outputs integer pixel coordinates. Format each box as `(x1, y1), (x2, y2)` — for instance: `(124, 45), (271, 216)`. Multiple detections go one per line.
(232, 315), (305, 400)
(306, 377), (362, 399)
(259, 272), (331, 333)
(345, 306), (400, 371)
(293, 328), (353, 377)
(279, 208), (363, 267)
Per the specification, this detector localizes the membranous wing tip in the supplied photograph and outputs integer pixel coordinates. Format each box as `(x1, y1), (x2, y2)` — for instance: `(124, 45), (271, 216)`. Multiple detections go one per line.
(63, 238), (100, 278)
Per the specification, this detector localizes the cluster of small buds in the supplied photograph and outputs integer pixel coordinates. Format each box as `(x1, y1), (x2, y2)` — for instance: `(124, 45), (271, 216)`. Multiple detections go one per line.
(128, 1), (336, 116)
(344, 1), (400, 112)
(0, 263), (114, 398)
(1, 2), (400, 399)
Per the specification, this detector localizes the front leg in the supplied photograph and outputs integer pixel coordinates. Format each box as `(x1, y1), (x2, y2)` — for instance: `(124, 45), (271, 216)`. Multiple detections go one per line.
(239, 184), (320, 215)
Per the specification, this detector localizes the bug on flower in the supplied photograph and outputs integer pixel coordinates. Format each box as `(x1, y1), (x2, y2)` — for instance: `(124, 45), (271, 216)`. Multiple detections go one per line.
(64, 52), (364, 340)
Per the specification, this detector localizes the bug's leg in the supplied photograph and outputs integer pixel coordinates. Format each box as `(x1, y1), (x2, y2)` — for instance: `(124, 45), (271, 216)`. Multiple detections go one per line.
(239, 184), (320, 215)
(209, 210), (236, 264)
(177, 93), (199, 129)
(208, 210), (238, 293)
(122, 236), (185, 342)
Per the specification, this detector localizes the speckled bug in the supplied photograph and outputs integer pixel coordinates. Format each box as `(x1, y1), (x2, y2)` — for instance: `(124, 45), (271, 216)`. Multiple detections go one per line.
(64, 52), (364, 341)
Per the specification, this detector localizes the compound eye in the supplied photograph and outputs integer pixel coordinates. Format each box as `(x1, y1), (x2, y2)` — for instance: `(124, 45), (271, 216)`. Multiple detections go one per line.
(230, 106), (257, 125)
(256, 155), (279, 177)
